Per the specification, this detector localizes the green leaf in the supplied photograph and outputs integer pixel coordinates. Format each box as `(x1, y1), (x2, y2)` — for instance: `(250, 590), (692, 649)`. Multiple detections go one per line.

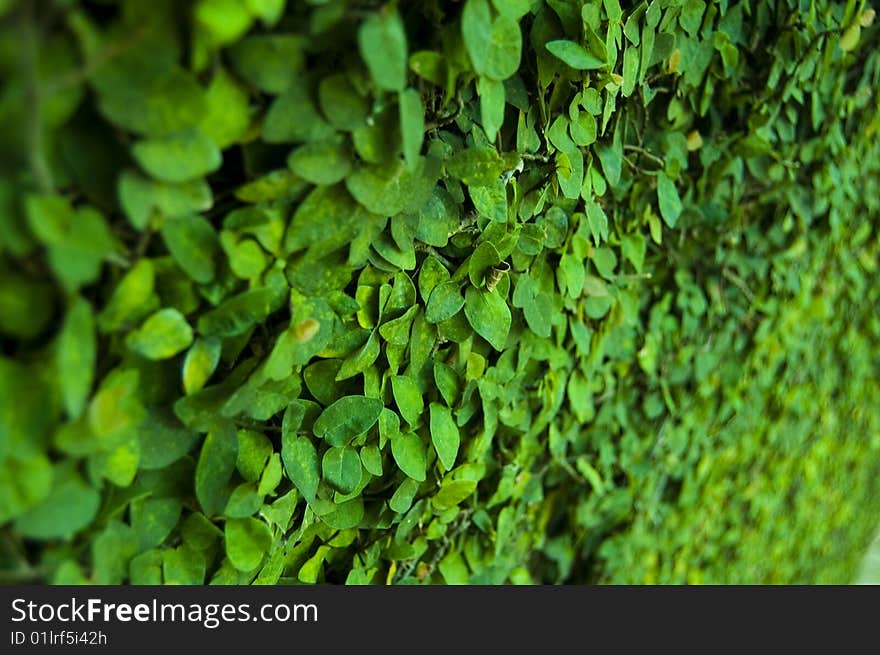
(469, 179), (508, 223)
(621, 46), (639, 97)
(195, 0), (253, 46)
(621, 233), (647, 273)
(546, 40), (606, 70)
(127, 308), (194, 360)
(389, 477), (419, 513)
(462, 0), (492, 74)
(560, 254), (585, 299)
(225, 517), (272, 571)
(570, 112), (597, 146)
(237, 430), (272, 482)
(426, 281), (465, 323)
(161, 214), (220, 284)
(478, 76), (506, 141)
(0, 454), (52, 524)
(399, 88), (425, 168)
(433, 362), (460, 406)
(345, 157), (440, 216)
(94, 67), (207, 137)
(432, 479), (477, 510)
(313, 395), (384, 447)
(429, 402), (460, 470)
(318, 73), (369, 131)
(201, 68), (250, 149)
(229, 34), (303, 93)
(97, 259), (155, 332)
(839, 24), (861, 52)
(263, 79), (334, 143)
(391, 432), (427, 482)
(163, 546), (206, 584)
(359, 8), (408, 92)
(322, 446), (363, 494)
(118, 171), (213, 230)
(195, 424), (238, 516)
(132, 128), (222, 183)
(361, 445), (383, 477)
(281, 434), (320, 502)
(258, 453), (283, 496)
(14, 465), (100, 540)
(335, 330), (380, 381)
(246, 0), (285, 25)
(182, 337), (222, 394)
(446, 147), (519, 186)
(131, 497), (181, 550)
(287, 136), (352, 185)
(464, 286), (511, 351)
(197, 286), (285, 338)
(56, 297), (96, 419)
(585, 200), (609, 246)
(225, 482), (263, 518)
(468, 241), (502, 287)
(463, 0), (522, 80)
(657, 173), (683, 228)
(320, 498), (364, 530)
(138, 408), (200, 470)
(391, 375), (424, 426)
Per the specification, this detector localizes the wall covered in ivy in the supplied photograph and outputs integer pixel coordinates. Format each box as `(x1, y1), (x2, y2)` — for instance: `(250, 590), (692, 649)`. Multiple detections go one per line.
(0, 0), (878, 584)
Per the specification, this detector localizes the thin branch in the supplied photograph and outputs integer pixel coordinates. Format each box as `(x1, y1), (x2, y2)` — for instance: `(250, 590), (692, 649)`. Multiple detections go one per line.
(623, 144), (666, 168)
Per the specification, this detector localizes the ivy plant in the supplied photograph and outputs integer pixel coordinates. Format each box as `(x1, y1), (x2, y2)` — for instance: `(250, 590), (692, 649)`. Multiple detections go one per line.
(0, 0), (879, 585)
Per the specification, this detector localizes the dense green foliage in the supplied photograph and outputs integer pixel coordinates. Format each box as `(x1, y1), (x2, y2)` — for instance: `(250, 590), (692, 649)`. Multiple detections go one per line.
(1, 0), (878, 585)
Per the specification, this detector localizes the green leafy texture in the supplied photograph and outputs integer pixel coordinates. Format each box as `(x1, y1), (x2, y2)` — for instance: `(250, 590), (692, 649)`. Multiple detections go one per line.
(97, 259), (155, 332)
(201, 68), (251, 149)
(399, 88), (425, 168)
(138, 408), (200, 470)
(131, 498), (182, 550)
(391, 432), (427, 482)
(425, 281), (465, 323)
(194, 425), (238, 516)
(313, 396), (384, 447)
(225, 517), (272, 572)
(468, 241), (502, 287)
(478, 76), (506, 142)
(229, 34), (303, 93)
(462, 0), (522, 80)
(359, 8), (408, 92)
(281, 434), (319, 503)
(391, 375), (424, 426)
(546, 40), (606, 70)
(196, 286), (285, 338)
(4, 0), (880, 588)
(322, 446), (362, 495)
(24, 197), (116, 291)
(163, 546), (206, 584)
(126, 308), (194, 360)
(132, 129), (222, 183)
(345, 157), (439, 216)
(318, 73), (368, 131)
(118, 172), (212, 231)
(56, 297), (96, 419)
(432, 479), (477, 510)
(464, 286), (511, 351)
(287, 137), (351, 185)
(429, 402), (460, 471)
(236, 430), (272, 482)
(182, 337), (222, 394)
(657, 173), (683, 228)
(160, 214), (220, 284)
(262, 80), (334, 143)
(14, 466), (100, 540)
